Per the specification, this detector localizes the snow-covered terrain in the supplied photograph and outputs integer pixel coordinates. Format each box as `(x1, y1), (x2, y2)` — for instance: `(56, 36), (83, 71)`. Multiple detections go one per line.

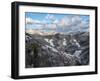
(25, 32), (89, 68)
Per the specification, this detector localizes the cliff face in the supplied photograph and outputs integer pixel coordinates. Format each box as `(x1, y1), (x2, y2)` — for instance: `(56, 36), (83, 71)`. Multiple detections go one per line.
(25, 32), (89, 68)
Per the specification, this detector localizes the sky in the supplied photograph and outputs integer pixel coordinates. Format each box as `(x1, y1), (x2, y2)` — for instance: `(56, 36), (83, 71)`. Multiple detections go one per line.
(25, 12), (89, 33)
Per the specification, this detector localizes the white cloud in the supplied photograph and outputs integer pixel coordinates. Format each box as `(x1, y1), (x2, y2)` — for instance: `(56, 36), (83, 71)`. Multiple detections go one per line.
(58, 15), (89, 32)
(72, 16), (82, 24)
(53, 19), (59, 24)
(59, 16), (82, 27)
(26, 15), (89, 33)
(26, 17), (33, 24)
(45, 14), (55, 21)
(59, 16), (72, 27)
(26, 17), (41, 24)
(42, 24), (57, 30)
(41, 14), (58, 30)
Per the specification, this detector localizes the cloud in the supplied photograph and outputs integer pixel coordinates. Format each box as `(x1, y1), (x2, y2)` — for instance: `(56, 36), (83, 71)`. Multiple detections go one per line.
(53, 19), (59, 24)
(26, 15), (89, 33)
(45, 14), (55, 20)
(59, 16), (82, 27)
(58, 15), (89, 32)
(42, 24), (57, 30)
(26, 17), (41, 24)
(41, 14), (58, 30)
(59, 17), (71, 27)
(26, 17), (33, 24)
(26, 17), (57, 30)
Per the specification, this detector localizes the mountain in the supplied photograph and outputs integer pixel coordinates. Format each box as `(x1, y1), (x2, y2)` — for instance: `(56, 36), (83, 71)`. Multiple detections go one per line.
(25, 32), (89, 68)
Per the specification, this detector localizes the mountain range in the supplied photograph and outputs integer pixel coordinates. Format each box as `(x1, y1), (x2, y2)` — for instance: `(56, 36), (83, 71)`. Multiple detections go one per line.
(25, 31), (89, 68)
